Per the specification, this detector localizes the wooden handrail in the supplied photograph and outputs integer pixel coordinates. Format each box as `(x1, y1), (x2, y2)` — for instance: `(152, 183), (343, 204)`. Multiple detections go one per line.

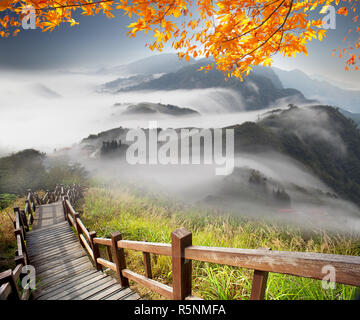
(65, 199), (76, 216)
(97, 258), (117, 271)
(184, 246), (360, 287)
(76, 217), (91, 243)
(122, 269), (174, 299)
(117, 240), (172, 256)
(93, 237), (112, 246)
(0, 283), (12, 300)
(0, 263), (32, 301)
(67, 213), (75, 227)
(80, 234), (95, 261)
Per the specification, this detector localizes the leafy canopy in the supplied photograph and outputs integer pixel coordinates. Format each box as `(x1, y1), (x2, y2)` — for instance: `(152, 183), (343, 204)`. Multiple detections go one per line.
(0, 0), (358, 78)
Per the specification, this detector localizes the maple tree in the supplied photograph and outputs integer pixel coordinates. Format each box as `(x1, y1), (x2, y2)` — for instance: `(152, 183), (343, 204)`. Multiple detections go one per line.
(0, 0), (359, 77)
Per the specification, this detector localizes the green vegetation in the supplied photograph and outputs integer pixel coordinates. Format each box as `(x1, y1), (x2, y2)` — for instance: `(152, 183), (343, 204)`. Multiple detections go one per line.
(0, 149), (88, 272)
(0, 149), (88, 195)
(227, 105), (360, 207)
(0, 196), (28, 272)
(0, 194), (17, 210)
(79, 186), (360, 300)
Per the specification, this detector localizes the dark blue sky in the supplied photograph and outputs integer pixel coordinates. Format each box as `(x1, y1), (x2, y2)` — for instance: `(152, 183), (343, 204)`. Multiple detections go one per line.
(0, 11), (153, 70)
(0, 6), (359, 87)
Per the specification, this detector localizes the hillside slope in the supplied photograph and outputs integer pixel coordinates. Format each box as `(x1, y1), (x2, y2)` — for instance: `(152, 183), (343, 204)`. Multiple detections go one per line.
(121, 61), (311, 111)
(227, 105), (360, 206)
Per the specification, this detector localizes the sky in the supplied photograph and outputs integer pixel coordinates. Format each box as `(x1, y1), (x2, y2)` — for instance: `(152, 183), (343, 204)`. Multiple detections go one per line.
(0, 4), (359, 87)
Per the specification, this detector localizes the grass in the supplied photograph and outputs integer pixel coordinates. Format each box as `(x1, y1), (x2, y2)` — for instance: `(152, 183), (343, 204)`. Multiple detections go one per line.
(0, 195), (26, 272)
(78, 185), (360, 300)
(0, 191), (45, 273)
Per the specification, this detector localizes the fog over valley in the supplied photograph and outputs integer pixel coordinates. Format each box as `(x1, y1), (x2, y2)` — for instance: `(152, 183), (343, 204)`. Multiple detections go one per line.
(1, 55), (360, 234)
(0, 70), (287, 152)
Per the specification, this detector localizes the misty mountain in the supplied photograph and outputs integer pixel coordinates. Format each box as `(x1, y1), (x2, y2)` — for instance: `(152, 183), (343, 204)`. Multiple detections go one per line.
(273, 67), (360, 113)
(229, 105), (360, 206)
(30, 83), (62, 99)
(96, 54), (195, 76)
(120, 60), (311, 111)
(99, 74), (160, 93)
(120, 102), (200, 117)
(339, 108), (360, 127)
(81, 105), (360, 209)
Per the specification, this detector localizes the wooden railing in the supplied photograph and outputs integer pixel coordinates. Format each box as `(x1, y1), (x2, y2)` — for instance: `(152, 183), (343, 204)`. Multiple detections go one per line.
(0, 185), (78, 300)
(0, 263), (31, 300)
(61, 185), (360, 300)
(1, 184), (359, 300)
(0, 189), (39, 300)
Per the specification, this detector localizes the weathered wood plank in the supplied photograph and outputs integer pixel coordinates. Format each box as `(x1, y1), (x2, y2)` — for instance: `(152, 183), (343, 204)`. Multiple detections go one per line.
(29, 246), (85, 264)
(0, 283), (12, 300)
(33, 252), (87, 273)
(27, 229), (74, 241)
(61, 277), (118, 300)
(87, 285), (132, 300)
(27, 228), (72, 241)
(36, 256), (91, 277)
(172, 228), (192, 300)
(35, 263), (94, 289)
(93, 237), (112, 246)
(122, 269), (173, 299)
(250, 270), (268, 300)
(34, 270), (99, 298)
(80, 234), (94, 261)
(184, 246), (360, 287)
(124, 292), (141, 300)
(41, 273), (108, 300)
(143, 252), (153, 279)
(27, 201), (140, 301)
(106, 288), (140, 300)
(97, 258), (117, 272)
(28, 239), (83, 254)
(118, 240), (172, 256)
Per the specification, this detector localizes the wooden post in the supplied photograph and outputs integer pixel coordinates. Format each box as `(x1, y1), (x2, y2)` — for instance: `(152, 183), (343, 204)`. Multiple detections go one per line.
(250, 270), (268, 300)
(111, 231), (129, 287)
(20, 210), (29, 234)
(28, 190), (36, 212)
(89, 231), (102, 271)
(0, 270), (20, 300)
(31, 195), (36, 212)
(25, 200), (34, 224)
(250, 248), (271, 300)
(14, 255), (26, 267)
(74, 213), (84, 248)
(14, 207), (29, 232)
(106, 246), (113, 262)
(171, 228), (192, 300)
(63, 195), (71, 225)
(14, 229), (29, 265)
(46, 190), (50, 204)
(143, 252), (152, 279)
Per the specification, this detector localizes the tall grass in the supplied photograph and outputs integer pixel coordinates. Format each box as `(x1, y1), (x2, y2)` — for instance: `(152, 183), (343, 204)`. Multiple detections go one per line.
(0, 196), (26, 272)
(79, 186), (360, 300)
(0, 191), (45, 272)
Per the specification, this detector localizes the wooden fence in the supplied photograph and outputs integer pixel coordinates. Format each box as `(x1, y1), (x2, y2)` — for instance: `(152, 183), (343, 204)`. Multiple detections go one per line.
(62, 185), (360, 300)
(0, 185), (80, 300)
(1, 184), (360, 300)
